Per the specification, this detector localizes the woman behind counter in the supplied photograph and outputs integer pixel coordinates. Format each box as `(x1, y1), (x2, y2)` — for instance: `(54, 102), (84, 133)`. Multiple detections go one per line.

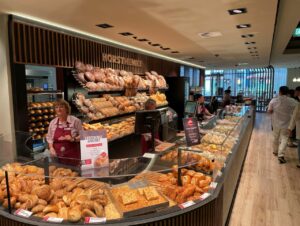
(46, 99), (82, 164)
(195, 94), (213, 120)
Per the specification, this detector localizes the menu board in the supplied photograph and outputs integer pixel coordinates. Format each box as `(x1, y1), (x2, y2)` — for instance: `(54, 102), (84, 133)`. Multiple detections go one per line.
(80, 130), (109, 170)
(183, 117), (201, 146)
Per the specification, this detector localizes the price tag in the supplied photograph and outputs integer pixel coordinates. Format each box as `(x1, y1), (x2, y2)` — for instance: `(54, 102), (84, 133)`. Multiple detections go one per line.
(143, 153), (156, 159)
(43, 216), (64, 223)
(14, 209), (32, 218)
(84, 217), (107, 224)
(210, 182), (218, 189)
(200, 193), (211, 200)
(178, 200), (195, 209)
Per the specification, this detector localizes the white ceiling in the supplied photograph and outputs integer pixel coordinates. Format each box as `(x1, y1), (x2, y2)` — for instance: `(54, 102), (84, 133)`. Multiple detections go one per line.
(0, 0), (297, 69)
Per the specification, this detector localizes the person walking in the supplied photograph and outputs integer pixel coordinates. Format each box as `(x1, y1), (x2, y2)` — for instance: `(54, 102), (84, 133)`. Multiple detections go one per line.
(268, 86), (297, 164)
(288, 102), (300, 168)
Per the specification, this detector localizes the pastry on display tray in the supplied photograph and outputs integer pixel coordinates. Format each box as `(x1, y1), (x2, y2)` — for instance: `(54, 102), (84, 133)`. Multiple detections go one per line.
(82, 117), (135, 141)
(160, 150), (217, 174)
(212, 125), (235, 135)
(0, 163), (121, 222)
(201, 133), (227, 145)
(155, 142), (176, 153)
(133, 166), (213, 204)
(109, 182), (168, 217)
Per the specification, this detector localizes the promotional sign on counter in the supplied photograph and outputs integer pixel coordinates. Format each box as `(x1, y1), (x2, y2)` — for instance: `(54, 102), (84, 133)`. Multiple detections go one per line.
(80, 130), (109, 170)
(183, 117), (201, 146)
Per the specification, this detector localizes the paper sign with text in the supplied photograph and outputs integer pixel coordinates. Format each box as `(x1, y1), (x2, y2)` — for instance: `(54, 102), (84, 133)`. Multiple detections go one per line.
(183, 117), (201, 146)
(80, 130), (108, 170)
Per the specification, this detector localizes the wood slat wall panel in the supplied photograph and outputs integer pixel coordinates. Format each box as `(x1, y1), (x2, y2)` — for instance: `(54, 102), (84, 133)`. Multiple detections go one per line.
(11, 21), (187, 76)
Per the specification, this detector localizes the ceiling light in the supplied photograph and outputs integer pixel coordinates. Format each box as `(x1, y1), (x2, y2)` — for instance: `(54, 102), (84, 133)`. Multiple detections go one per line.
(241, 34), (254, 38)
(245, 42), (256, 45)
(96, 23), (113, 29)
(238, 63), (248, 66)
(171, 51), (179, 53)
(228, 8), (247, 15)
(119, 32), (133, 36)
(198, 31), (222, 38)
(11, 13), (205, 69)
(138, 38), (148, 42)
(237, 24), (251, 29)
(151, 43), (160, 47)
(160, 47), (170, 50)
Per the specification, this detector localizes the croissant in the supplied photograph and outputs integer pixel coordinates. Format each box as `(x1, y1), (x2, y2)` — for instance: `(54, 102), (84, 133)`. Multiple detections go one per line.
(31, 204), (46, 213)
(43, 204), (59, 214)
(93, 202), (104, 217)
(81, 208), (97, 218)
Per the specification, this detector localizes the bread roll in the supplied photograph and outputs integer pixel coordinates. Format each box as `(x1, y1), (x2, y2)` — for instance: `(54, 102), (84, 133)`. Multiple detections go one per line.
(68, 208), (81, 222)
(58, 207), (69, 220)
(32, 185), (51, 200)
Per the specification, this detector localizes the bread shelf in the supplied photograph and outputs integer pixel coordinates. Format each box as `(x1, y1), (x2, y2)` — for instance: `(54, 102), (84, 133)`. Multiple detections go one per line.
(27, 90), (63, 95)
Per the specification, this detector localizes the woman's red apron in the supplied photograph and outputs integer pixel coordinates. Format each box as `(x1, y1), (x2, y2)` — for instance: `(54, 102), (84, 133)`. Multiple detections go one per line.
(141, 133), (159, 155)
(53, 119), (80, 166)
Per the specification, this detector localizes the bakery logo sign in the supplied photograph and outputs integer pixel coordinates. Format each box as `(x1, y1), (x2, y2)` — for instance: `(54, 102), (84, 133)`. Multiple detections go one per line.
(102, 53), (143, 67)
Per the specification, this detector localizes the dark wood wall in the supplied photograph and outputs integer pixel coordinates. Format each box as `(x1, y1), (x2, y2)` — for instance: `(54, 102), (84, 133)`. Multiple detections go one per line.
(11, 19), (180, 76)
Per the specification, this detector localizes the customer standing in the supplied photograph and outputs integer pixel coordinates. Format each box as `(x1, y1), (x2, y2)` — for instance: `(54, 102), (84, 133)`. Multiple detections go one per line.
(288, 103), (300, 168)
(46, 99), (82, 165)
(268, 86), (297, 163)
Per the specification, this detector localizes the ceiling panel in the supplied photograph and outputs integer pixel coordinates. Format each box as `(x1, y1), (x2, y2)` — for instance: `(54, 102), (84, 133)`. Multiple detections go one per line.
(0, 0), (279, 69)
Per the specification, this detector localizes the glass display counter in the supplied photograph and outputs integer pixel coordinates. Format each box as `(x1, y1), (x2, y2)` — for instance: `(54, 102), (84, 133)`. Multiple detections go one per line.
(0, 106), (254, 226)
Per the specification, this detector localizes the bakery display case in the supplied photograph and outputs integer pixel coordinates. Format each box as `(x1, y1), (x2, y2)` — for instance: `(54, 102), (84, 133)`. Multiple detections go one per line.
(0, 105), (254, 226)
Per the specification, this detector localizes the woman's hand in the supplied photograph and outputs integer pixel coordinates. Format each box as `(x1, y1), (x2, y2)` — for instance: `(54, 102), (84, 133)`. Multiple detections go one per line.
(64, 135), (72, 141)
(49, 147), (57, 157)
(58, 135), (73, 141)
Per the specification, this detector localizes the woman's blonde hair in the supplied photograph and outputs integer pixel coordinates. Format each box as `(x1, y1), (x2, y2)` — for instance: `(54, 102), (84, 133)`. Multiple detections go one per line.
(54, 99), (71, 114)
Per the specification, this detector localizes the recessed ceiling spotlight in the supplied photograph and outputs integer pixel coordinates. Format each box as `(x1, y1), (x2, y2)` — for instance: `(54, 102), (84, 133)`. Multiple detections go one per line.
(245, 42), (256, 45)
(119, 32), (133, 36)
(171, 51), (179, 53)
(238, 62), (248, 66)
(96, 23), (113, 29)
(228, 8), (247, 15)
(151, 43), (160, 47)
(160, 47), (170, 50)
(138, 38), (148, 42)
(198, 31), (222, 38)
(241, 34), (254, 38)
(237, 24), (251, 29)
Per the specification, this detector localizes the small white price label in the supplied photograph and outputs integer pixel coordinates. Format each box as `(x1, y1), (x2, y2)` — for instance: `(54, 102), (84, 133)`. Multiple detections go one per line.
(84, 217), (106, 224)
(43, 216), (64, 223)
(14, 209), (32, 218)
(210, 182), (218, 189)
(200, 193), (211, 200)
(178, 200), (195, 209)
(143, 153), (156, 159)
